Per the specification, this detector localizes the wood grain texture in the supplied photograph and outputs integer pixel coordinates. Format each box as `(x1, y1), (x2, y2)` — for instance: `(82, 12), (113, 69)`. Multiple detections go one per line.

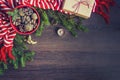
(0, 5), (120, 80)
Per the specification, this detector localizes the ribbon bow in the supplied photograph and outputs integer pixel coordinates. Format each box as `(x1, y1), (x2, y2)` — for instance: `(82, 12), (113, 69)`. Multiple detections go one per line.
(72, 0), (90, 13)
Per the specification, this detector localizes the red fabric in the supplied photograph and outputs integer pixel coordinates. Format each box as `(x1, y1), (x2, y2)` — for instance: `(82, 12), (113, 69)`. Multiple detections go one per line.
(0, 46), (6, 63)
(0, 46), (15, 63)
(93, 0), (115, 24)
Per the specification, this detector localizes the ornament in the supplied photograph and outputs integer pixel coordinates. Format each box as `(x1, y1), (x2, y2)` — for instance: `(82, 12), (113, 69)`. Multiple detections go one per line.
(24, 35), (37, 44)
(57, 28), (65, 37)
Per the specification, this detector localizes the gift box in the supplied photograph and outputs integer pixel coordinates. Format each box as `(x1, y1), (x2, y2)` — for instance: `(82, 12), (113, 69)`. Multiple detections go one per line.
(62, 0), (95, 19)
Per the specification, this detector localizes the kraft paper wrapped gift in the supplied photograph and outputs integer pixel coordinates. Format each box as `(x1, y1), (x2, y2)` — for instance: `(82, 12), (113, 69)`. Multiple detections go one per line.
(62, 0), (95, 19)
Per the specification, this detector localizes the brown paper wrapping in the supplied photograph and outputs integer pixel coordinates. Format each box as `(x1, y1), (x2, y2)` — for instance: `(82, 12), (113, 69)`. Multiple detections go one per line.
(62, 0), (95, 19)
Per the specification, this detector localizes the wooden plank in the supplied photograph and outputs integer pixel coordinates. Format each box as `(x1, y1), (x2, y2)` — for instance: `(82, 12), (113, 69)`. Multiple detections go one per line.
(28, 24), (120, 52)
(1, 51), (120, 80)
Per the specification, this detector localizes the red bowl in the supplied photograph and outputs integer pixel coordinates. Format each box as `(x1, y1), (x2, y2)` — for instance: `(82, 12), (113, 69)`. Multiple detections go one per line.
(10, 5), (40, 35)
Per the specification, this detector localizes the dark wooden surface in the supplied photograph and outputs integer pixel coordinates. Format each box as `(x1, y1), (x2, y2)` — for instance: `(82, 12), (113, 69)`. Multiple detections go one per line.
(0, 5), (120, 80)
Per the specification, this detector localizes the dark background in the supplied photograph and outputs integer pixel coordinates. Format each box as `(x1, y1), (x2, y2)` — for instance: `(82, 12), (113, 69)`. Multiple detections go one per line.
(0, 1), (120, 80)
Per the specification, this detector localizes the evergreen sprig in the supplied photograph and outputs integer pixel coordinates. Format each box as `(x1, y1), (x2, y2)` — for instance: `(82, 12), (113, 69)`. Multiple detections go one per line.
(7, 9), (19, 21)
(0, 34), (35, 75)
(35, 8), (51, 36)
(35, 8), (88, 37)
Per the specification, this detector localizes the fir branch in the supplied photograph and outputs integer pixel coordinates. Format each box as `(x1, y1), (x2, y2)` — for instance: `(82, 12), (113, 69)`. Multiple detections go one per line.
(7, 9), (19, 21)
(0, 68), (3, 75)
(0, 34), (35, 73)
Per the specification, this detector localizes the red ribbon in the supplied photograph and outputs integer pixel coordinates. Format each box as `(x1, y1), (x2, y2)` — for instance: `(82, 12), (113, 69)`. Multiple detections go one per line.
(72, 0), (90, 13)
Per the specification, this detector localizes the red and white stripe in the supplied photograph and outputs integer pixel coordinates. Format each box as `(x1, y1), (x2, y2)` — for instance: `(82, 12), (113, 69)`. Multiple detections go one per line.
(0, 0), (68, 62)
(0, 0), (70, 48)
(0, 0), (17, 62)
